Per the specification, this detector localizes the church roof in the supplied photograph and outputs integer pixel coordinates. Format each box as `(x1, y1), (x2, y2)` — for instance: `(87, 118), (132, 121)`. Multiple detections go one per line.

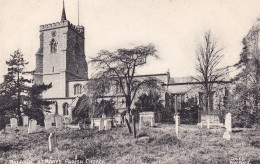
(61, 0), (67, 21)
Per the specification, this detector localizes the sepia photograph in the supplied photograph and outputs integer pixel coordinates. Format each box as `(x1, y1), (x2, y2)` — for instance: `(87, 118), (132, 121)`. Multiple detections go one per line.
(0, 0), (260, 163)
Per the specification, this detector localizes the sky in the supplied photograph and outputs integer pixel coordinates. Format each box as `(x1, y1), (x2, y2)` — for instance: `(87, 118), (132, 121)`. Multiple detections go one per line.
(1, 0), (260, 83)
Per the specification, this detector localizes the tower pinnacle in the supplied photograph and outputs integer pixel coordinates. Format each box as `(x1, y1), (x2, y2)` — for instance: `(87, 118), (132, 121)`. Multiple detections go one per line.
(61, 0), (67, 21)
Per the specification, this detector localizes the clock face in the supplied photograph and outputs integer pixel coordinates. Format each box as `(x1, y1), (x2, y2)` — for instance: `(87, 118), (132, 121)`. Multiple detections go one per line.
(51, 31), (56, 37)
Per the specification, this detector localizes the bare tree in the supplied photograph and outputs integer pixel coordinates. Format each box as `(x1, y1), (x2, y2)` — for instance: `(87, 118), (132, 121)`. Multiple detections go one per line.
(194, 31), (227, 114)
(89, 44), (163, 138)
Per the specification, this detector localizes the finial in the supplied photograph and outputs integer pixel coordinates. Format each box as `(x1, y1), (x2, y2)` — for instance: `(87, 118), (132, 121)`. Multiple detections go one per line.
(61, 0), (67, 21)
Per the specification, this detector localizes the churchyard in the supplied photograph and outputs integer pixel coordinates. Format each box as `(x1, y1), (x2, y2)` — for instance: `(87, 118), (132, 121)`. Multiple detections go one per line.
(0, 120), (259, 164)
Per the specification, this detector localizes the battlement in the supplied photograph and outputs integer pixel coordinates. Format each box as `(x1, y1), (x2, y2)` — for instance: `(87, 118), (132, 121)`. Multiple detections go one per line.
(40, 20), (84, 37)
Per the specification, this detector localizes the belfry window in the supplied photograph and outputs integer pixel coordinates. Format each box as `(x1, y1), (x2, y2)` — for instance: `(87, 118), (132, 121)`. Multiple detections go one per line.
(50, 39), (57, 53)
(74, 84), (82, 95)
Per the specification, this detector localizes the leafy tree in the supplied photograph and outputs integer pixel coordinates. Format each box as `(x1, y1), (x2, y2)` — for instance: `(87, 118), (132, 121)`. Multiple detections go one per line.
(0, 50), (53, 127)
(179, 97), (199, 124)
(194, 31), (227, 114)
(0, 83), (17, 131)
(89, 44), (163, 138)
(231, 20), (260, 126)
(94, 99), (116, 118)
(72, 94), (92, 124)
(72, 95), (116, 124)
(23, 83), (53, 125)
(135, 91), (163, 112)
(1, 50), (31, 125)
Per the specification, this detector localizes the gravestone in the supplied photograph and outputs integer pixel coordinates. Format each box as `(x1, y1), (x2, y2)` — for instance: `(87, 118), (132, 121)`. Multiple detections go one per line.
(48, 132), (57, 152)
(207, 117), (210, 129)
(10, 118), (18, 128)
(99, 119), (104, 131)
(90, 118), (94, 128)
(44, 117), (53, 130)
(78, 123), (84, 130)
(139, 117), (144, 130)
(23, 116), (29, 127)
(223, 131), (230, 140)
(102, 113), (106, 118)
(55, 115), (63, 128)
(174, 114), (180, 125)
(175, 115), (179, 136)
(64, 117), (71, 128)
(150, 117), (155, 127)
(225, 113), (232, 132)
(104, 119), (112, 130)
(114, 114), (122, 125)
(28, 119), (37, 134)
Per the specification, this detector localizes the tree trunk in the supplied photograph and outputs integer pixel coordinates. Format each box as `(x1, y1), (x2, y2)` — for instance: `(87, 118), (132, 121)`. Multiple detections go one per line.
(125, 117), (132, 134)
(133, 114), (137, 138)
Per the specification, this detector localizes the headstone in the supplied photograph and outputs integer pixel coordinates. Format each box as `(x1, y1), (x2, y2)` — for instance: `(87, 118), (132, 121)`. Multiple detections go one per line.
(150, 117), (155, 127)
(102, 113), (106, 118)
(104, 119), (112, 130)
(207, 117), (210, 129)
(44, 117), (53, 130)
(10, 118), (18, 128)
(99, 119), (104, 131)
(90, 118), (94, 128)
(174, 115), (180, 125)
(139, 117), (144, 130)
(48, 132), (57, 152)
(225, 113), (232, 132)
(174, 114), (180, 125)
(55, 115), (63, 128)
(114, 115), (122, 125)
(223, 131), (231, 140)
(23, 116), (29, 127)
(64, 117), (71, 128)
(28, 119), (37, 134)
(78, 123), (84, 130)
(175, 115), (179, 136)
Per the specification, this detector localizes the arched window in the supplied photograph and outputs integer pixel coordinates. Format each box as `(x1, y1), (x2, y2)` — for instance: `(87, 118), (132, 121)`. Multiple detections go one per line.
(50, 39), (57, 53)
(74, 84), (82, 95)
(63, 103), (69, 116)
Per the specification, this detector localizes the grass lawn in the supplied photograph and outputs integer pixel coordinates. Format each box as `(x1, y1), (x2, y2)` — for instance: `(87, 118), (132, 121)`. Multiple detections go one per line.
(0, 123), (259, 164)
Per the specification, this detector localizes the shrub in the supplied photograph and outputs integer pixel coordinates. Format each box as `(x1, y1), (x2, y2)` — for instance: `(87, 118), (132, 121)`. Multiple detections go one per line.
(231, 106), (255, 128)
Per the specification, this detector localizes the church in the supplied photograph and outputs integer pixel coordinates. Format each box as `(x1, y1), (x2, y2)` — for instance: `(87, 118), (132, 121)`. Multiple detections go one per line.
(32, 1), (231, 123)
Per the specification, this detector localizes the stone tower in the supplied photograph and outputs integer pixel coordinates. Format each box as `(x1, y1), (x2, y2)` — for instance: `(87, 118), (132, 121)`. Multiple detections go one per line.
(33, 1), (88, 99)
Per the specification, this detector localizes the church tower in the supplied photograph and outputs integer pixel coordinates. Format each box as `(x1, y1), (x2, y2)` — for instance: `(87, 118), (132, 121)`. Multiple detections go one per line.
(33, 0), (88, 99)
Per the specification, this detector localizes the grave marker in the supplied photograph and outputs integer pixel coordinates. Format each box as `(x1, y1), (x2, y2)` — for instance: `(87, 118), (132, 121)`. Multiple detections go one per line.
(150, 117), (155, 127)
(104, 119), (112, 130)
(223, 131), (230, 140)
(225, 113), (232, 132)
(64, 117), (71, 128)
(28, 119), (37, 134)
(44, 117), (53, 130)
(139, 117), (144, 130)
(10, 118), (18, 128)
(78, 123), (84, 130)
(48, 132), (57, 152)
(207, 117), (210, 129)
(102, 113), (106, 118)
(99, 119), (104, 131)
(55, 115), (63, 128)
(175, 115), (179, 136)
(23, 116), (29, 127)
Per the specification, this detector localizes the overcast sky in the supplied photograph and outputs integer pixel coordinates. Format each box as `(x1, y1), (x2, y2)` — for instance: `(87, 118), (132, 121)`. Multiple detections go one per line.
(1, 0), (260, 83)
